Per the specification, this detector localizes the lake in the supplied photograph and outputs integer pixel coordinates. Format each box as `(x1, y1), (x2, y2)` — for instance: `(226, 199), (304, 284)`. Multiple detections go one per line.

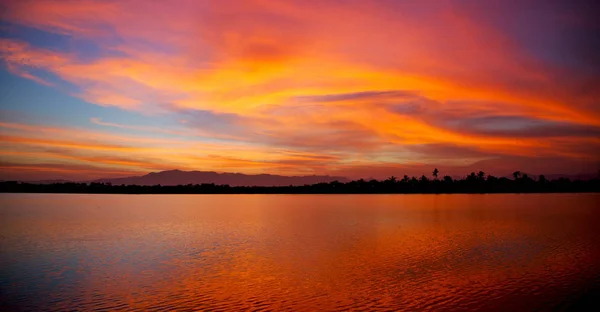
(1, 193), (599, 311)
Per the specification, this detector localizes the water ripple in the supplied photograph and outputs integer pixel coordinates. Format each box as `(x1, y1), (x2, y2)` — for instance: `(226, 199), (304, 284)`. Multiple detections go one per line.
(1, 193), (599, 311)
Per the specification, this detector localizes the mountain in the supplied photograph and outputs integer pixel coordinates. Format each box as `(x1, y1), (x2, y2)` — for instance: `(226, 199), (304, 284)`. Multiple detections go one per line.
(28, 179), (72, 184)
(93, 170), (349, 187)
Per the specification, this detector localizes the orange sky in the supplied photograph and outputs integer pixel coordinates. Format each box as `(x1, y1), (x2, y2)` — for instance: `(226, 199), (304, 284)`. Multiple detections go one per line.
(0, 0), (599, 180)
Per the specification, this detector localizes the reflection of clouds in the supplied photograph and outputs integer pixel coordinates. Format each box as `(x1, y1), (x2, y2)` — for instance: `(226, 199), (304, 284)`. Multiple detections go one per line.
(1, 194), (599, 310)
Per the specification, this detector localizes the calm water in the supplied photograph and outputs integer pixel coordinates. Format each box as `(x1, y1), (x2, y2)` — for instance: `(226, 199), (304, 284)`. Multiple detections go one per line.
(1, 194), (599, 311)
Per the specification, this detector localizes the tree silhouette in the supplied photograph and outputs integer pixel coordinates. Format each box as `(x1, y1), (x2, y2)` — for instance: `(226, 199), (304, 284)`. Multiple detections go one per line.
(513, 171), (522, 180)
(1, 170), (598, 194)
(538, 175), (547, 183)
(467, 172), (478, 182)
(432, 168), (439, 179)
(384, 176), (397, 190)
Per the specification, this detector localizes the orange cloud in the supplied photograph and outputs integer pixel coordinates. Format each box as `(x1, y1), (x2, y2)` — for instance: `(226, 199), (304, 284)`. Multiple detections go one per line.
(1, 0), (599, 179)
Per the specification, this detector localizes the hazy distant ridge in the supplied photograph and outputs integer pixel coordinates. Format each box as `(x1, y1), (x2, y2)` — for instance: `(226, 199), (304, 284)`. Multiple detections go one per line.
(93, 170), (349, 187)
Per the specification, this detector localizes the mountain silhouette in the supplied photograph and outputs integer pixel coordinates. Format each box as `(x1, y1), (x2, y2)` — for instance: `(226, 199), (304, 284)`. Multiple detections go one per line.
(3, 168), (598, 194)
(92, 169), (349, 187)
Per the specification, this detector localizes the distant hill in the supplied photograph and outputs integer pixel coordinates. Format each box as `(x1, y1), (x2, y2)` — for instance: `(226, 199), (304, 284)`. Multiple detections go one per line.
(28, 179), (72, 184)
(92, 170), (349, 187)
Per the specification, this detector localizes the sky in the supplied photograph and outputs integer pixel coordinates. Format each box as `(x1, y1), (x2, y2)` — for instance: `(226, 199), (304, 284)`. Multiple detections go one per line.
(0, 0), (599, 181)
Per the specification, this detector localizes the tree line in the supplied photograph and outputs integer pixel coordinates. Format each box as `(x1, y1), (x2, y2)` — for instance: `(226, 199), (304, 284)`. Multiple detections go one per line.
(1, 169), (599, 194)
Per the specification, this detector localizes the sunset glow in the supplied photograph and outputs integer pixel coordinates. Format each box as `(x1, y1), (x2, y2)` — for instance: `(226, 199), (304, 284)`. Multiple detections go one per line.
(1, 0), (599, 180)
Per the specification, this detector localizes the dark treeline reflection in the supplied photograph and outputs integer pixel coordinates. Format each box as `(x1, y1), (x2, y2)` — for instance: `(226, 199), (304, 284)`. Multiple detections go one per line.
(2, 170), (599, 194)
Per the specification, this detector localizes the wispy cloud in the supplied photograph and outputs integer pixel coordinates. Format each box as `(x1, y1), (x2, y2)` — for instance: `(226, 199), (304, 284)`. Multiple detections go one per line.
(1, 0), (599, 179)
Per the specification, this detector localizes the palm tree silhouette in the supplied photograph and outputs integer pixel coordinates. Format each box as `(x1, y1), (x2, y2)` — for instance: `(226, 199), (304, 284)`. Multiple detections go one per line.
(432, 168), (439, 179)
(513, 171), (522, 180)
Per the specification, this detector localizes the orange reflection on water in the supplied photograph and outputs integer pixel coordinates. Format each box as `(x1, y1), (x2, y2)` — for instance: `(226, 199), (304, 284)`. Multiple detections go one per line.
(1, 194), (599, 311)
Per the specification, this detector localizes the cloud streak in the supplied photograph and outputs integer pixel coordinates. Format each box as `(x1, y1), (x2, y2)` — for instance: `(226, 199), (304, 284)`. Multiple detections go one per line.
(0, 0), (599, 179)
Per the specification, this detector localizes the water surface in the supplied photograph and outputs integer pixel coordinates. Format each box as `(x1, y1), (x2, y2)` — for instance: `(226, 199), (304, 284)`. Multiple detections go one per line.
(1, 194), (599, 311)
